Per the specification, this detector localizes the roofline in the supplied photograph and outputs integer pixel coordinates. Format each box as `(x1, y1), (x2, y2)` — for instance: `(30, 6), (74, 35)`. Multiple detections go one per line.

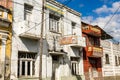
(0, 5), (11, 13)
(46, 0), (81, 17)
(81, 21), (113, 39)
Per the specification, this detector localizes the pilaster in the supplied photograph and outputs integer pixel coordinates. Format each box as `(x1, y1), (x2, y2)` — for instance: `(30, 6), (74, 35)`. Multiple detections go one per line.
(0, 33), (8, 80)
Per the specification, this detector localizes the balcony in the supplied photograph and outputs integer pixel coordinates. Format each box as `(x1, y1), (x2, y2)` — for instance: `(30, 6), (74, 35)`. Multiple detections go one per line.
(0, 6), (12, 27)
(0, 18), (11, 27)
(86, 46), (103, 57)
(19, 21), (40, 39)
(60, 35), (86, 47)
(82, 25), (101, 37)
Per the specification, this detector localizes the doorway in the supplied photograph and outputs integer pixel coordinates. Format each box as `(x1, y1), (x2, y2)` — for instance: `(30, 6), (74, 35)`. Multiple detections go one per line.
(89, 58), (98, 78)
(52, 55), (59, 80)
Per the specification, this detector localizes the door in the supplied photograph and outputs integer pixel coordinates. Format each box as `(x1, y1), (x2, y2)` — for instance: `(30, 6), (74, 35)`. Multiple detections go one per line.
(52, 55), (59, 80)
(89, 58), (98, 79)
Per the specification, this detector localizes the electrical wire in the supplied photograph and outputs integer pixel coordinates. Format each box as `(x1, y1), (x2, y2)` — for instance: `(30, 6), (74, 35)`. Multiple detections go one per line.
(103, 4), (120, 29)
(19, 0), (75, 35)
(1, 0), (75, 46)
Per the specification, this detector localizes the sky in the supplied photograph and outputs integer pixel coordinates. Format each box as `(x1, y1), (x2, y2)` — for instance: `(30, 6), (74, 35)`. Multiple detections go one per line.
(56, 0), (120, 42)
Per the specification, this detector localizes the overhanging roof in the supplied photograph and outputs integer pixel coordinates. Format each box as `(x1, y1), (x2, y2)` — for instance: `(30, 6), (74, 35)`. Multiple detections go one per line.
(101, 29), (113, 40)
(94, 25), (113, 40)
(81, 22), (113, 40)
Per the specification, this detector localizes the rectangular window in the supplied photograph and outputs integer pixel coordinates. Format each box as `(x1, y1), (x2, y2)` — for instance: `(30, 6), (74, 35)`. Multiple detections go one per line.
(115, 56), (118, 66)
(88, 36), (100, 46)
(71, 22), (76, 34)
(71, 57), (79, 75)
(24, 4), (33, 20)
(18, 52), (36, 77)
(49, 13), (60, 33)
(119, 57), (120, 65)
(105, 54), (110, 64)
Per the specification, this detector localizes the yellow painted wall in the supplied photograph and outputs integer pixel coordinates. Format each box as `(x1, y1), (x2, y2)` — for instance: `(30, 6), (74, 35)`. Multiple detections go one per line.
(0, 9), (12, 62)
(0, 41), (1, 61)
(0, 8), (12, 79)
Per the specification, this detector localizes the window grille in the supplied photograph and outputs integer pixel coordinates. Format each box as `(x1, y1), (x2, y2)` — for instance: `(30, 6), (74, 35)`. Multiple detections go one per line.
(18, 52), (36, 77)
(71, 57), (79, 75)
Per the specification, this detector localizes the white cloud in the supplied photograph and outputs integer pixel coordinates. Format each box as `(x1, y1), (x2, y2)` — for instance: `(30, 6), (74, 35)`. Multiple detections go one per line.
(94, 1), (120, 14)
(93, 5), (109, 14)
(82, 16), (94, 24)
(83, 1), (120, 41)
(110, 1), (120, 13)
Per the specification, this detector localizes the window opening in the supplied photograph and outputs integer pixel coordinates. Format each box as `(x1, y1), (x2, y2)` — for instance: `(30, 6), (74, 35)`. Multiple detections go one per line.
(71, 57), (79, 75)
(24, 4), (33, 20)
(105, 54), (110, 64)
(18, 52), (36, 77)
(49, 13), (60, 33)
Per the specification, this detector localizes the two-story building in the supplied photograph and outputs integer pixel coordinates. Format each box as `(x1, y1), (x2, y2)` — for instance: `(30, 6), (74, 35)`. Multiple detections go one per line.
(10, 0), (42, 79)
(82, 22), (112, 80)
(10, 0), (86, 80)
(82, 22), (103, 80)
(0, 0), (12, 80)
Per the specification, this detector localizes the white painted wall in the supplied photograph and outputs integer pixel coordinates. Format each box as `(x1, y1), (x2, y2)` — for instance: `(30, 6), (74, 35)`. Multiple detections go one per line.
(101, 40), (120, 77)
(11, 0), (84, 80)
(11, 0), (42, 79)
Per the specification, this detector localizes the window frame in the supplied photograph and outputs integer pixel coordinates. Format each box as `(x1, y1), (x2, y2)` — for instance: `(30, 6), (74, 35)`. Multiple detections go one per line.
(24, 3), (33, 20)
(71, 22), (76, 34)
(18, 52), (36, 78)
(49, 13), (60, 33)
(105, 54), (110, 64)
(71, 57), (79, 75)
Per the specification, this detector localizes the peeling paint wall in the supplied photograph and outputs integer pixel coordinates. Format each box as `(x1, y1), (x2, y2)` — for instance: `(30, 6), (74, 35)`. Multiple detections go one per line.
(11, 0), (85, 80)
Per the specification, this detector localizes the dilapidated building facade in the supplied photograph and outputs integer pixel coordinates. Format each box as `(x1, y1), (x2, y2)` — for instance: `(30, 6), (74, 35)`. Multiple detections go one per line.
(10, 0), (86, 80)
(82, 22), (103, 80)
(11, 0), (42, 79)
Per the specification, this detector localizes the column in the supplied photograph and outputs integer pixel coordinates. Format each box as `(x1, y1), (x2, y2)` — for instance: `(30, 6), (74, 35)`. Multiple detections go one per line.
(0, 34), (7, 80)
